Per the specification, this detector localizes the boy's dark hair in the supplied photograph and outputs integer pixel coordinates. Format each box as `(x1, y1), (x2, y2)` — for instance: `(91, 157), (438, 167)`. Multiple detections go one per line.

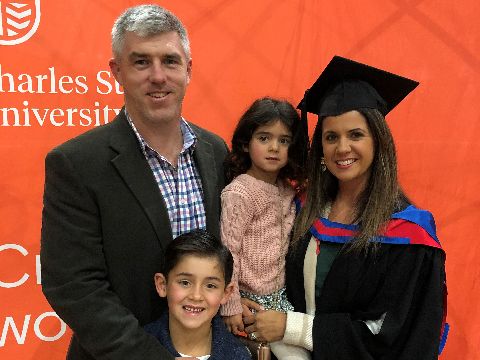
(224, 97), (307, 187)
(163, 230), (234, 284)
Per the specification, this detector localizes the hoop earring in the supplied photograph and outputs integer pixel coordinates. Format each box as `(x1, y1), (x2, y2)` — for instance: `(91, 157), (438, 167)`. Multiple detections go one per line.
(321, 157), (326, 172)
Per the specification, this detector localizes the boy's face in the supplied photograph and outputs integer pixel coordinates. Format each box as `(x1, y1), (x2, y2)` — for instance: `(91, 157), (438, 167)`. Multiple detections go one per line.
(155, 255), (233, 334)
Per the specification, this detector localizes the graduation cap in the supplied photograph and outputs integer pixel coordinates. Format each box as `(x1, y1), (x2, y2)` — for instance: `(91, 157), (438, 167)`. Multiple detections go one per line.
(298, 55), (419, 118)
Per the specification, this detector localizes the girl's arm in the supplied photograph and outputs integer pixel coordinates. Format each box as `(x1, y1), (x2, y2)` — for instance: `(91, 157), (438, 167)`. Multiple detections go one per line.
(219, 188), (254, 326)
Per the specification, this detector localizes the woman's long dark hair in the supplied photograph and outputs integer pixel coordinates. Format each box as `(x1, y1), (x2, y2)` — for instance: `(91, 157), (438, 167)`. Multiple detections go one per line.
(224, 97), (307, 188)
(292, 108), (410, 253)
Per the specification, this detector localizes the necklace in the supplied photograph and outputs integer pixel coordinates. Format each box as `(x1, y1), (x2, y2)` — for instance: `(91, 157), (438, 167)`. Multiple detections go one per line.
(328, 201), (356, 223)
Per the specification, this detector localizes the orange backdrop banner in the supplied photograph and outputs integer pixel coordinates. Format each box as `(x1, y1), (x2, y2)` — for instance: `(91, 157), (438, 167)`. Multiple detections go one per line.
(1, 1), (479, 359)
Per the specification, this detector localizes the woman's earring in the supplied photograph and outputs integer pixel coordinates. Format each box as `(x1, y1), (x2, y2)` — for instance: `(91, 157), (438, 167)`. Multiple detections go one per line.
(321, 157), (326, 172)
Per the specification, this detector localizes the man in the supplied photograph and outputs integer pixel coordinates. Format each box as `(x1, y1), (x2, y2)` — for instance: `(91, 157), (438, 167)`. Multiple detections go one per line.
(40, 5), (228, 360)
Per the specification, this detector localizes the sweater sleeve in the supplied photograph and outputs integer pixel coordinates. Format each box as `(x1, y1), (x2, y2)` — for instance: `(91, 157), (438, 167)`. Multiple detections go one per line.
(220, 188), (254, 316)
(283, 311), (314, 351)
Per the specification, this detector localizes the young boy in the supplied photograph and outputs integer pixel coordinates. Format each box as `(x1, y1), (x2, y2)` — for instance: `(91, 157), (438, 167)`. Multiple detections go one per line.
(144, 230), (251, 359)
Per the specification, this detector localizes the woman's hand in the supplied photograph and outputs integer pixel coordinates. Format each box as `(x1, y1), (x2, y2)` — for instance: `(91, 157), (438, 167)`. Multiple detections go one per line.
(241, 298), (264, 316)
(243, 309), (287, 343)
(223, 313), (245, 334)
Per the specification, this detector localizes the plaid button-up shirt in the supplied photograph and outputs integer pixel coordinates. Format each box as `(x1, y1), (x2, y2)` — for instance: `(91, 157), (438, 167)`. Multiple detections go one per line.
(127, 113), (206, 238)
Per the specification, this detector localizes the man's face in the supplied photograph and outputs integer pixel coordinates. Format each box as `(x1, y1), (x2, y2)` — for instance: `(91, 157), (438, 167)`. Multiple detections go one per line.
(109, 31), (191, 129)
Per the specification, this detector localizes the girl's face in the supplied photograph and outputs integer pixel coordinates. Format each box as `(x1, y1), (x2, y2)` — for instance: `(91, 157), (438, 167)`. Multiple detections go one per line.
(321, 110), (375, 190)
(246, 119), (292, 184)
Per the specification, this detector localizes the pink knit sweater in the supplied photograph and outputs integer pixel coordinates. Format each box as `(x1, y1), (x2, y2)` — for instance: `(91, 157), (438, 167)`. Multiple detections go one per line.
(220, 173), (295, 316)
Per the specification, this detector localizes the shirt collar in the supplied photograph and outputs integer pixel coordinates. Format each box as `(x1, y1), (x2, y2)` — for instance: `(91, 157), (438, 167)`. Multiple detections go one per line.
(125, 110), (197, 158)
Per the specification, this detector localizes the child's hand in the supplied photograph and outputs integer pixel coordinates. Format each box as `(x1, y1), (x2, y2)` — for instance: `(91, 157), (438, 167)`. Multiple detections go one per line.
(223, 313), (245, 334)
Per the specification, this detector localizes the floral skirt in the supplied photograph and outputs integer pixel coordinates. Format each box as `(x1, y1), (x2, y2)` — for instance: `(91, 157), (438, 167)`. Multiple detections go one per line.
(240, 287), (294, 313)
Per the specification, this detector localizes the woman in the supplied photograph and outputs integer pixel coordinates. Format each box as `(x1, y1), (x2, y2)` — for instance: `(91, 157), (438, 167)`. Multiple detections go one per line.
(243, 56), (448, 360)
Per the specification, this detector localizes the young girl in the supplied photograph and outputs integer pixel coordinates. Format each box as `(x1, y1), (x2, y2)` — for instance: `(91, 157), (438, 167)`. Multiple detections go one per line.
(220, 97), (310, 360)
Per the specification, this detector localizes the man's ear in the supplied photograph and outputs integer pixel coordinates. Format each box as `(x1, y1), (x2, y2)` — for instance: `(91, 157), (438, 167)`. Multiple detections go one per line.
(108, 58), (123, 86)
(220, 281), (235, 305)
(186, 58), (192, 85)
(154, 273), (168, 298)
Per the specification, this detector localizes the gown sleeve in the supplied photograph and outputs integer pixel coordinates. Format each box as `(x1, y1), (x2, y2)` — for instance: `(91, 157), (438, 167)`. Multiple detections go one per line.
(311, 244), (446, 360)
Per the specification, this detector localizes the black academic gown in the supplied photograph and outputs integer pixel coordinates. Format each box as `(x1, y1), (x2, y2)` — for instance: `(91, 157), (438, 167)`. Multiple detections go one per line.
(286, 205), (447, 360)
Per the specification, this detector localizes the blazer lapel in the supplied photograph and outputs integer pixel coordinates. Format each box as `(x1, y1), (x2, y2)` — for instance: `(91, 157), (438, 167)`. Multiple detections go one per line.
(193, 135), (218, 234)
(108, 113), (173, 248)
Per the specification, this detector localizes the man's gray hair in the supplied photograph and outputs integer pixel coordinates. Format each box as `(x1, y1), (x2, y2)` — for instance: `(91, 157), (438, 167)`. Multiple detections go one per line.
(111, 4), (190, 59)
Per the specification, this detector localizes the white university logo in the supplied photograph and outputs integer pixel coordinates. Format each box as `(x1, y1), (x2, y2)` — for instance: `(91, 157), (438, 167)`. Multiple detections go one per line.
(0, 0), (41, 45)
